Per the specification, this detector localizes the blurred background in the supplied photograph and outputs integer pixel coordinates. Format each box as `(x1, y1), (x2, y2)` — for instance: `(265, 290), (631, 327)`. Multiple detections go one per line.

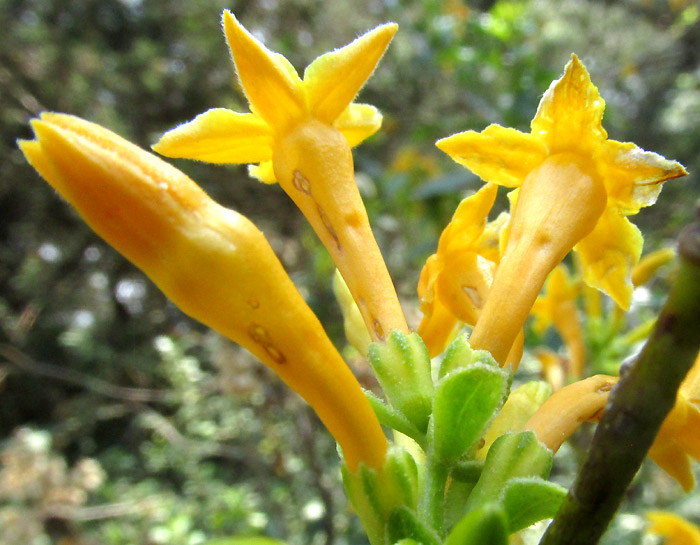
(1, 1), (699, 544)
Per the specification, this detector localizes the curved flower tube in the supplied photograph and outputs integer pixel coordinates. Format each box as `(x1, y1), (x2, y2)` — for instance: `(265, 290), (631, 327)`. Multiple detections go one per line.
(18, 113), (387, 471)
(437, 55), (687, 364)
(531, 265), (586, 379)
(535, 349), (566, 392)
(154, 11), (408, 342)
(525, 374), (618, 452)
(631, 247), (676, 288)
(417, 183), (523, 367)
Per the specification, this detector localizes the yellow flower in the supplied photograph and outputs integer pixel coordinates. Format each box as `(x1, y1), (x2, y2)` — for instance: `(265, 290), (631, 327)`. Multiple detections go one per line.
(437, 54), (687, 365)
(531, 265), (586, 379)
(648, 350), (700, 492)
(154, 11), (407, 342)
(416, 183), (523, 366)
(647, 512), (700, 545)
(18, 113), (387, 471)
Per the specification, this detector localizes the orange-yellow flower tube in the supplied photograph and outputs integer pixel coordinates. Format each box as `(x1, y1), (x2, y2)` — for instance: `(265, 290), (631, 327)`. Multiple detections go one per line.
(525, 374), (618, 452)
(154, 12), (409, 343)
(18, 112), (387, 471)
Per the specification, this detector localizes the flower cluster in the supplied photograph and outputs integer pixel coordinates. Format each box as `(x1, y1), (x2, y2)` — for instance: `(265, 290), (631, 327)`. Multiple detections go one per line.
(19, 9), (696, 545)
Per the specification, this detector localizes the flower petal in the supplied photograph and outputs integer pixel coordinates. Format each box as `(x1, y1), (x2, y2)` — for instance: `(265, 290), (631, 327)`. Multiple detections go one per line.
(676, 402), (700, 463)
(222, 11), (306, 130)
(417, 255), (462, 357)
(436, 125), (547, 188)
(531, 55), (606, 153)
(648, 441), (695, 493)
(597, 139), (688, 215)
(248, 161), (277, 184)
(439, 183), (498, 254)
(417, 296), (462, 359)
(647, 512), (700, 544)
(304, 23), (397, 124)
(574, 208), (642, 309)
(153, 108), (273, 164)
(334, 103), (383, 147)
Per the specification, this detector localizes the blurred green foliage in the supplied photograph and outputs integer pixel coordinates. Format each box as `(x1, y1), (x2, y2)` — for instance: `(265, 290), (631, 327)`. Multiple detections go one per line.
(1, 1), (699, 544)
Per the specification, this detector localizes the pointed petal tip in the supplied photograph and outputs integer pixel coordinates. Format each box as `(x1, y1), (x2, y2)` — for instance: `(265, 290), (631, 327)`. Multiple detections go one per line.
(376, 21), (398, 37)
(435, 132), (464, 153)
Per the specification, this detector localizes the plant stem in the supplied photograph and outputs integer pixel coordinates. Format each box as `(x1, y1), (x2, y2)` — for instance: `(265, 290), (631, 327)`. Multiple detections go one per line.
(539, 216), (700, 545)
(419, 453), (449, 536)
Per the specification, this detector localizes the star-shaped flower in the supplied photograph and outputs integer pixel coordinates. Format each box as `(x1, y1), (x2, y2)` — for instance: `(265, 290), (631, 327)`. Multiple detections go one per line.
(153, 11), (395, 182)
(417, 183), (523, 366)
(438, 54), (687, 364)
(154, 11), (407, 342)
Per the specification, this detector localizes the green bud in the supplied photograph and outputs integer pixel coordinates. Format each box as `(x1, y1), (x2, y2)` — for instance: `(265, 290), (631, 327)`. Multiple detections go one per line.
(465, 431), (553, 512)
(342, 445), (419, 545)
(333, 269), (372, 357)
(369, 330), (434, 433)
(439, 334), (497, 379)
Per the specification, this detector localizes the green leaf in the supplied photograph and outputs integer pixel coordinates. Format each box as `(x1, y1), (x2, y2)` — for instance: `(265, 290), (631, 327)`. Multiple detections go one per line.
(450, 459), (484, 483)
(502, 477), (567, 533)
(431, 364), (508, 464)
(342, 445), (419, 545)
(386, 506), (441, 545)
(444, 503), (508, 545)
(365, 390), (426, 448)
(369, 330), (434, 433)
(465, 431), (553, 512)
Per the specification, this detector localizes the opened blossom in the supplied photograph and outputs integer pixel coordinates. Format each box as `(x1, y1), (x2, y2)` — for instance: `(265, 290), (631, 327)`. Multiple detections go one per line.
(438, 54), (687, 364)
(417, 183), (523, 367)
(19, 113), (387, 471)
(154, 11), (407, 342)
